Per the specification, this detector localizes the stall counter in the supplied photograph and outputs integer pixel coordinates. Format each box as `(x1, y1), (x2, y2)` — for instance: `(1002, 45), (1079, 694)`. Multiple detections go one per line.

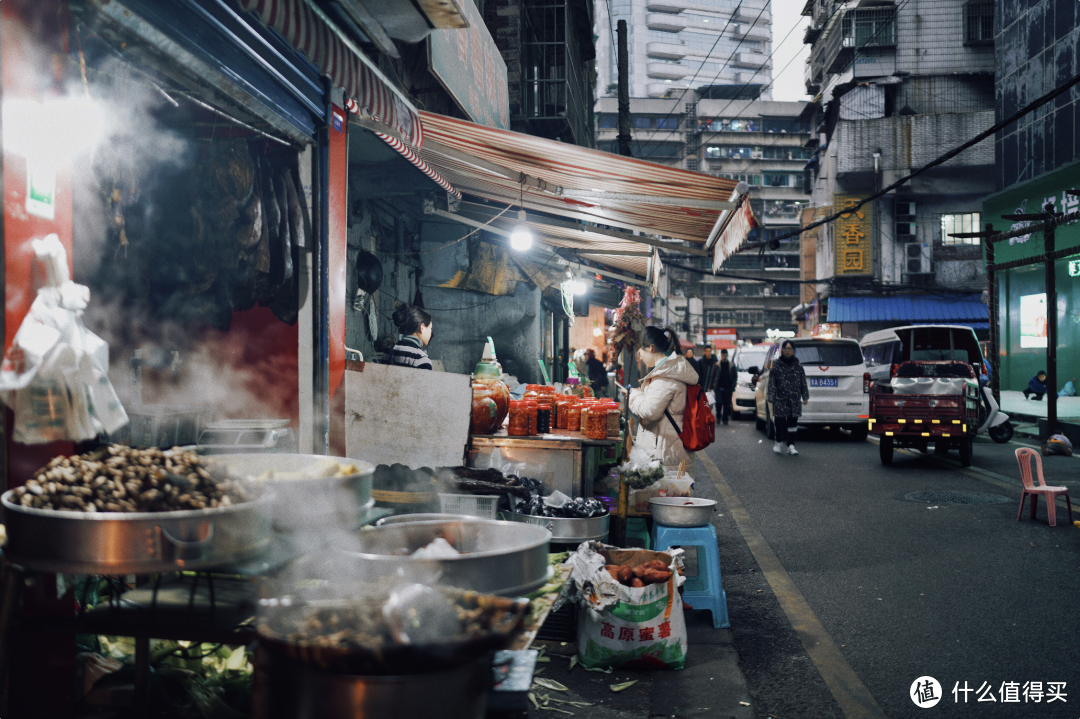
(467, 429), (616, 499)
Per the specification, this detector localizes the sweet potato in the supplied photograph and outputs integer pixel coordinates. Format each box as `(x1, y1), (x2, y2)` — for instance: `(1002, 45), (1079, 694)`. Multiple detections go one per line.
(638, 568), (673, 585)
(630, 578), (645, 588)
(605, 565), (622, 581)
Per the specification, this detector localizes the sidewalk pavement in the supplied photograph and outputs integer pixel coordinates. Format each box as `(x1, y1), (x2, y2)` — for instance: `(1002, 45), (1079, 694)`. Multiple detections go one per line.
(1000, 389), (1080, 420)
(522, 457), (756, 719)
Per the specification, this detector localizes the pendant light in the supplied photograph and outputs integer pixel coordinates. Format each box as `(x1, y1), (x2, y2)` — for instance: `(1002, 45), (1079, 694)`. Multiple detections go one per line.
(509, 179), (532, 251)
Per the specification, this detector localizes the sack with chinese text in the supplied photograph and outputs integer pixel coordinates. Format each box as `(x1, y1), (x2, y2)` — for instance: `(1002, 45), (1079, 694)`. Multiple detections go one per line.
(567, 542), (686, 670)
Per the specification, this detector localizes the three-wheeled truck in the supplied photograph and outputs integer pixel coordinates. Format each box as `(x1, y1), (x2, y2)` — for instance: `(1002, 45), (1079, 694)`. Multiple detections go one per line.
(869, 361), (982, 466)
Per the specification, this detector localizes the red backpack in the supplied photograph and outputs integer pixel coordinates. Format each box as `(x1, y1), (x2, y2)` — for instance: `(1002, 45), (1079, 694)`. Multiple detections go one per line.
(664, 384), (716, 452)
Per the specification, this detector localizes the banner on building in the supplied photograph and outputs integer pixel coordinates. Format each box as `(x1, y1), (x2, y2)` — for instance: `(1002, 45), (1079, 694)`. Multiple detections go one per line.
(428, 0), (509, 129)
(705, 328), (738, 348)
(833, 194), (874, 277)
(981, 161), (1080, 266)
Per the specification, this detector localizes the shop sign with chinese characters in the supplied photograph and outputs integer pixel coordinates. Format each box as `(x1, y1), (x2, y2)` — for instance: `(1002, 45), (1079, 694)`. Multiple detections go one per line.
(833, 195), (874, 277)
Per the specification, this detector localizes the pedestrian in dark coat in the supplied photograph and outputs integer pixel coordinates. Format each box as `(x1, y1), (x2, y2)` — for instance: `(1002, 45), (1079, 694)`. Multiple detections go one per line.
(698, 346), (719, 390)
(714, 348), (738, 425)
(767, 340), (809, 455)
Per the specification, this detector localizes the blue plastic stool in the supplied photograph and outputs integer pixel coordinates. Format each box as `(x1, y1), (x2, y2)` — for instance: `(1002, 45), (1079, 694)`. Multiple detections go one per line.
(624, 518), (651, 550)
(652, 523), (729, 629)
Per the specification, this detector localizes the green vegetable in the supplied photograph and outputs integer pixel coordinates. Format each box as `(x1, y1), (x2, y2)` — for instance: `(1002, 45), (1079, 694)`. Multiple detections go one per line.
(610, 680), (638, 692)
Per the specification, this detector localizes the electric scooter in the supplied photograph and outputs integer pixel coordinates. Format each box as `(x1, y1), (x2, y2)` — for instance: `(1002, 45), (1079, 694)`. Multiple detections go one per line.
(980, 386), (1013, 443)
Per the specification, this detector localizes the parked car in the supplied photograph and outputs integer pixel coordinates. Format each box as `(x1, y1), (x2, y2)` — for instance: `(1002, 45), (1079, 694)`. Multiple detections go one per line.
(731, 345), (769, 418)
(754, 337), (870, 440)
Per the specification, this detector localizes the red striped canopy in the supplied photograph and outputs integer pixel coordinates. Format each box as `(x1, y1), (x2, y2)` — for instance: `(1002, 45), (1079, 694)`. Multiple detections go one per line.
(418, 111), (741, 246)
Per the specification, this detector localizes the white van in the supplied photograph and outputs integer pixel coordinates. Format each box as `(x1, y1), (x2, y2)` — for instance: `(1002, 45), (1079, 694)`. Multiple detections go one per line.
(860, 325), (985, 384)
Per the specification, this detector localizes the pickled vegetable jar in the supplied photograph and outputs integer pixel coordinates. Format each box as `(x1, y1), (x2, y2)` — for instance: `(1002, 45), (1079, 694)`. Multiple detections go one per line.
(526, 400), (538, 435)
(507, 400), (529, 436)
(585, 405), (608, 440)
(566, 402), (582, 432)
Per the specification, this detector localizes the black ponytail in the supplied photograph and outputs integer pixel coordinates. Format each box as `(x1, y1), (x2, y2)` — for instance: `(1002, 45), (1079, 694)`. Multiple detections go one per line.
(642, 325), (681, 354)
(392, 304), (432, 336)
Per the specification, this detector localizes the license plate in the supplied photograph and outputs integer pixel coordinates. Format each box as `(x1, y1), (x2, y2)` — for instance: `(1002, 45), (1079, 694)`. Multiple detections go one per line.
(809, 378), (838, 387)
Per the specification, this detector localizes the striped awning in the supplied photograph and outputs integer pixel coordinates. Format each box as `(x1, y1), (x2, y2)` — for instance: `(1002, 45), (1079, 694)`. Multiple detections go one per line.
(238, 0), (423, 147)
(453, 202), (654, 276)
(417, 112), (743, 249)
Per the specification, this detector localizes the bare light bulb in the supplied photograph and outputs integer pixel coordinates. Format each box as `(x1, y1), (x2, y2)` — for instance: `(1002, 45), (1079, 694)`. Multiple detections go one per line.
(510, 209), (532, 251)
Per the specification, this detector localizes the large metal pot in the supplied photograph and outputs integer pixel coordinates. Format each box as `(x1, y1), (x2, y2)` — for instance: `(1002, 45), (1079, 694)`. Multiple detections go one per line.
(0, 491), (274, 574)
(376, 513), (473, 526)
(336, 519), (551, 597)
(206, 453), (374, 532)
(504, 511), (609, 543)
(256, 652), (491, 719)
(649, 497), (717, 527)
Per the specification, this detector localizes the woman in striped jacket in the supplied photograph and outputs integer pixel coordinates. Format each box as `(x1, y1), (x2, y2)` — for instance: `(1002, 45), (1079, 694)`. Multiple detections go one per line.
(390, 304), (433, 370)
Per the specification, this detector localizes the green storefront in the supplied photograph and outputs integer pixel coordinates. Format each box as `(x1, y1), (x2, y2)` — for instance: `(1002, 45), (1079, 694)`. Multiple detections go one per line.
(982, 160), (1080, 393)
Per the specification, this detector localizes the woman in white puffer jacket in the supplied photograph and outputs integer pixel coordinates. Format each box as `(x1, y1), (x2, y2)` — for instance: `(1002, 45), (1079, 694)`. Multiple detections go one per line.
(627, 326), (700, 470)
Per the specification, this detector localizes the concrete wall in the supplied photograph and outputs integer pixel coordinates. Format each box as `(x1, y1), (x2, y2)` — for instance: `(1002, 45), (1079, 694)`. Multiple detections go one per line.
(417, 218), (544, 383)
(996, 0), (1080, 189)
(835, 112), (995, 177)
(894, 0), (994, 76)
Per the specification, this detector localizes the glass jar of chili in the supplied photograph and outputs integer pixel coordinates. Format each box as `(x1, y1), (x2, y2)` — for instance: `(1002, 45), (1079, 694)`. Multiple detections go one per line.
(556, 399), (572, 430)
(526, 400), (538, 435)
(566, 402), (582, 432)
(507, 400), (529, 436)
(605, 402), (621, 437)
(585, 405), (608, 440)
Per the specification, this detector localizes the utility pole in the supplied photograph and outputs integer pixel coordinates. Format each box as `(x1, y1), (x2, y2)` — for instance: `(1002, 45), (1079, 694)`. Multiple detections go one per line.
(616, 20), (632, 157)
(1043, 203), (1058, 436)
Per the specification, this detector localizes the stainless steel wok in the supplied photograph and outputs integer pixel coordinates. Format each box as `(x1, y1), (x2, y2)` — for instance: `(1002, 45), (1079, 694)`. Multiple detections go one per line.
(335, 519), (551, 597)
(503, 511), (609, 543)
(205, 453), (374, 531)
(1, 490), (274, 574)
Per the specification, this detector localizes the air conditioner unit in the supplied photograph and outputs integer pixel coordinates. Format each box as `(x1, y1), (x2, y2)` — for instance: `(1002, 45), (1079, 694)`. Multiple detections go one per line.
(895, 201), (916, 218)
(905, 242), (931, 273)
(895, 222), (917, 241)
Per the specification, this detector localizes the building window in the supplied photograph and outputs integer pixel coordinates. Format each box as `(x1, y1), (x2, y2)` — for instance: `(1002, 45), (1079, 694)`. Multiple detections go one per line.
(762, 172), (794, 187)
(940, 212), (981, 245)
(598, 114), (618, 129)
(964, 2), (994, 46)
(762, 118), (811, 133)
(705, 146), (755, 159)
(706, 310), (765, 326)
(762, 146), (813, 160)
(698, 118), (761, 132)
(714, 172), (761, 185)
(841, 7), (896, 48)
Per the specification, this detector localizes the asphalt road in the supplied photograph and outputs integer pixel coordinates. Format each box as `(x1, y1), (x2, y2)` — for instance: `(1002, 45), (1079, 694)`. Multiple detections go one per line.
(702, 415), (1080, 719)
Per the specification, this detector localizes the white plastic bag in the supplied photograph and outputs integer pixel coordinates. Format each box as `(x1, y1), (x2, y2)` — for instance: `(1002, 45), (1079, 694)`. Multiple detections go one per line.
(0, 235), (127, 443)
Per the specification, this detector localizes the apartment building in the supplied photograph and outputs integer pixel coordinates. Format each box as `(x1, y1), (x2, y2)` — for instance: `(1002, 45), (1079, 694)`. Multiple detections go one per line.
(595, 94), (810, 343)
(799, 0), (995, 338)
(595, 0), (773, 100)
(982, 0), (1080, 392)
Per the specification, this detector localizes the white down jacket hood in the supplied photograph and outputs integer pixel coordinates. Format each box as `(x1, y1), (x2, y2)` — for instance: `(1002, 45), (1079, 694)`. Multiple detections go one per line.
(628, 353), (701, 469)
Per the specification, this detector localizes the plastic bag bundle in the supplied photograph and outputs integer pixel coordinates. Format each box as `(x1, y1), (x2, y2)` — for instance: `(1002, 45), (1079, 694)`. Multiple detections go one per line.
(0, 235), (127, 444)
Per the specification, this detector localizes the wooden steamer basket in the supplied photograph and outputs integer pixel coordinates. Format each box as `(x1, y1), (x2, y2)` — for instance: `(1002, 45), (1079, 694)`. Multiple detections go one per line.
(0, 490), (274, 574)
